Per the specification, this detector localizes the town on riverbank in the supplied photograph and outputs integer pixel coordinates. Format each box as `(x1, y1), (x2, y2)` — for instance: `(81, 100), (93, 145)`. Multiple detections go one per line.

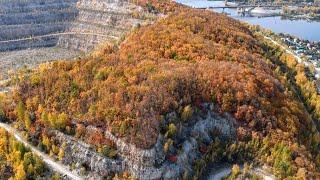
(257, 27), (320, 93)
(280, 33), (320, 93)
(280, 33), (320, 69)
(203, 0), (320, 20)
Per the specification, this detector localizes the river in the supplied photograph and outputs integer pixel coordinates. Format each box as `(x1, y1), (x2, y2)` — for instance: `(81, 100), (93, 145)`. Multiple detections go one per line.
(175, 0), (320, 42)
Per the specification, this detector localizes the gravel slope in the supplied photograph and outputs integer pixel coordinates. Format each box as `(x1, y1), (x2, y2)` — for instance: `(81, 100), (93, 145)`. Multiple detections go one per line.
(0, 47), (81, 79)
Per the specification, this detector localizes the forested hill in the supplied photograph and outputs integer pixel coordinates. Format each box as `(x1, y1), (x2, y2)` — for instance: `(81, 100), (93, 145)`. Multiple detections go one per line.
(1, 1), (320, 178)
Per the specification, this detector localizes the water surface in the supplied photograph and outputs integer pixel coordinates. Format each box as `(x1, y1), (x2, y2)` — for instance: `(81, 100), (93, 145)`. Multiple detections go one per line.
(175, 0), (320, 42)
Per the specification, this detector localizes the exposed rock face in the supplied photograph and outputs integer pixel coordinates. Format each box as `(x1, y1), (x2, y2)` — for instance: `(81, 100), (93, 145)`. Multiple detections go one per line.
(0, 0), (77, 13)
(0, 37), (58, 52)
(1, 1), (237, 179)
(51, 104), (237, 179)
(57, 0), (155, 51)
(0, 0), (155, 52)
(0, 22), (69, 41)
(52, 130), (125, 177)
(0, 0), (156, 81)
(0, 47), (80, 79)
(0, 0), (77, 51)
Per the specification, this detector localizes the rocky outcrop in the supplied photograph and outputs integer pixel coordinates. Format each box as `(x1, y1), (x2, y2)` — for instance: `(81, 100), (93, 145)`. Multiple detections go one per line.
(51, 104), (237, 179)
(0, 9), (78, 25)
(0, 36), (58, 51)
(0, 22), (68, 41)
(0, 0), (78, 13)
(52, 130), (125, 178)
(105, 130), (166, 179)
(57, 0), (156, 51)
(1, 1), (239, 179)
(68, 22), (125, 37)
(0, 47), (80, 79)
(57, 34), (114, 52)
(0, 0), (77, 52)
(0, 0), (157, 79)
(0, 0), (156, 52)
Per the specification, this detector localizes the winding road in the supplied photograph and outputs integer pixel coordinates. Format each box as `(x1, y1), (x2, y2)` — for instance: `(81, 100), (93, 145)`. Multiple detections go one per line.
(0, 32), (118, 44)
(0, 35), (284, 180)
(264, 36), (304, 64)
(0, 122), (84, 180)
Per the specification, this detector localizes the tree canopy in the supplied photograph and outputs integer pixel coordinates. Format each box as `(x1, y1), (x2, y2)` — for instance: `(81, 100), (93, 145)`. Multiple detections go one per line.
(1, 2), (319, 178)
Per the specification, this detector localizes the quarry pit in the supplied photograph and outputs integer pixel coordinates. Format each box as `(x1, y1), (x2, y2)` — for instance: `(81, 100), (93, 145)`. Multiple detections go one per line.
(0, 0), (154, 79)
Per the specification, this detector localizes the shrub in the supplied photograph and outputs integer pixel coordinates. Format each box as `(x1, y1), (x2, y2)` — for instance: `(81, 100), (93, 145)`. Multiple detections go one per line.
(163, 138), (173, 153)
(272, 143), (294, 178)
(230, 164), (241, 179)
(99, 145), (117, 159)
(181, 105), (193, 121)
(166, 123), (177, 138)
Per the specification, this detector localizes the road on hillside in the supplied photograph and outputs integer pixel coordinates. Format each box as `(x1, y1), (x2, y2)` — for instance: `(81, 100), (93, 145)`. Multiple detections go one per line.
(264, 36), (304, 64)
(0, 122), (83, 180)
(0, 32), (118, 44)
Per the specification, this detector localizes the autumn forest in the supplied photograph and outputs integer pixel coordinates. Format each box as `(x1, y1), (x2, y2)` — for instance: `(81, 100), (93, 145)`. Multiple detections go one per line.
(0, 0), (320, 179)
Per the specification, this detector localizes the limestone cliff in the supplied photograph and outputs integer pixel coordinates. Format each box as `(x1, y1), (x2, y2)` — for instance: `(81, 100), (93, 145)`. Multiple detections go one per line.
(0, 0), (156, 52)
(51, 104), (237, 179)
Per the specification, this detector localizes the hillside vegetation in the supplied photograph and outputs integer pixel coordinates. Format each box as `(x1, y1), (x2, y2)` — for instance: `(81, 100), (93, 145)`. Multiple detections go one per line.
(1, 2), (320, 178)
(0, 128), (55, 179)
